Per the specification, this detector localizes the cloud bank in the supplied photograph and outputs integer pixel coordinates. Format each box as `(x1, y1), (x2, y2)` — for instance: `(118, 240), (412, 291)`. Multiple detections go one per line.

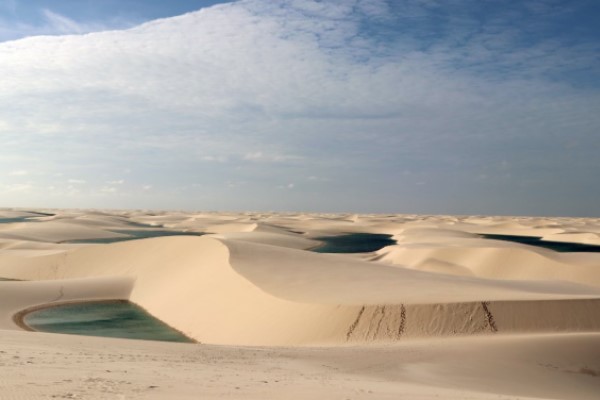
(0, 0), (598, 215)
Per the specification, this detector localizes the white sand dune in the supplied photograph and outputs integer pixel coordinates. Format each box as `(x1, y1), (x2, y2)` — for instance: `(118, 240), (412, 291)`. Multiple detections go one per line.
(212, 222), (320, 249)
(1, 209), (600, 398)
(1, 328), (599, 400)
(1, 234), (599, 345)
(377, 228), (600, 287)
(0, 210), (52, 219)
(0, 220), (130, 243)
(543, 232), (600, 245)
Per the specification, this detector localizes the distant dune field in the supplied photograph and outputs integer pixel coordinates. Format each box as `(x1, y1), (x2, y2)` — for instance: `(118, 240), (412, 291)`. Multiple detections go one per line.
(1, 209), (600, 399)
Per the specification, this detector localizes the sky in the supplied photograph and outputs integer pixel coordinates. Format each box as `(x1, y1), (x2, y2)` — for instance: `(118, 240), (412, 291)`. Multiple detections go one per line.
(0, 0), (599, 216)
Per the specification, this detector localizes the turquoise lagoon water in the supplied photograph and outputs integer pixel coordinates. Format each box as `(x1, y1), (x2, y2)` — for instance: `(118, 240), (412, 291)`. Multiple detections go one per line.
(0, 217), (32, 223)
(24, 301), (194, 343)
(312, 233), (396, 253)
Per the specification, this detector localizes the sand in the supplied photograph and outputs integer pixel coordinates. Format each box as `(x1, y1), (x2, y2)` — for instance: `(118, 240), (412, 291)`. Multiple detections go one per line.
(1, 208), (600, 399)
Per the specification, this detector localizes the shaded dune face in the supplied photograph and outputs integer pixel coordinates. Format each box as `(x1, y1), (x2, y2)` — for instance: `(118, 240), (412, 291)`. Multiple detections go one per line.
(344, 300), (600, 342)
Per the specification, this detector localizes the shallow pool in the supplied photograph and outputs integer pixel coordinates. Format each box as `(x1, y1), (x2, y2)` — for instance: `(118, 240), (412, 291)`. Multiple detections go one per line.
(24, 301), (194, 343)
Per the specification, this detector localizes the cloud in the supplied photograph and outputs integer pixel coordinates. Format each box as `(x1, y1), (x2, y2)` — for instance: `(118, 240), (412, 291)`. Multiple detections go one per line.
(242, 152), (303, 163)
(106, 179), (125, 185)
(201, 155), (228, 163)
(3, 183), (32, 193)
(0, 0), (598, 215)
(0, 7), (136, 42)
(68, 179), (87, 184)
(8, 170), (28, 176)
(100, 186), (117, 194)
(307, 176), (329, 182)
(41, 9), (85, 34)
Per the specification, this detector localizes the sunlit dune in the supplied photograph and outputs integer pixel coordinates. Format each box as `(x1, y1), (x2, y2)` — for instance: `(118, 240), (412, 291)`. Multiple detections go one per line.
(1, 209), (600, 399)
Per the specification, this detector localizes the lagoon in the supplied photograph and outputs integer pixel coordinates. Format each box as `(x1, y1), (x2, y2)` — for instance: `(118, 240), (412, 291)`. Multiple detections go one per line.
(312, 233), (395, 253)
(481, 234), (600, 253)
(23, 301), (194, 343)
(66, 229), (205, 244)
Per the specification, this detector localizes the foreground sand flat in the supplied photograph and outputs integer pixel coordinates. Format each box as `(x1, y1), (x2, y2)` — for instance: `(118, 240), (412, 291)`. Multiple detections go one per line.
(1, 209), (600, 398)
(2, 329), (600, 400)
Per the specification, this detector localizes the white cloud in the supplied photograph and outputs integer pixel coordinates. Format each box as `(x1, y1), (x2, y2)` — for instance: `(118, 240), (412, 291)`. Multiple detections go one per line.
(65, 185), (80, 196)
(243, 152), (303, 163)
(8, 170), (28, 176)
(0, 7), (137, 42)
(100, 186), (117, 194)
(243, 152), (265, 161)
(3, 183), (32, 193)
(201, 155), (228, 163)
(307, 176), (329, 182)
(42, 9), (85, 35)
(0, 0), (598, 214)
(106, 180), (125, 185)
(278, 183), (295, 189)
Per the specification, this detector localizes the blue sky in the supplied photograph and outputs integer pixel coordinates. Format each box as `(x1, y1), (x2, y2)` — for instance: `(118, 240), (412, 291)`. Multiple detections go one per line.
(0, 0), (233, 41)
(0, 0), (599, 216)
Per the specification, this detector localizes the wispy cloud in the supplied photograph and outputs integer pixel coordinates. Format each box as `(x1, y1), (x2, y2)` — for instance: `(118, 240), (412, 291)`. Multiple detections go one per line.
(243, 152), (303, 163)
(0, 8), (136, 42)
(41, 9), (85, 34)
(0, 0), (598, 215)
(100, 186), (118, 194)
(3, 183), (32, 193)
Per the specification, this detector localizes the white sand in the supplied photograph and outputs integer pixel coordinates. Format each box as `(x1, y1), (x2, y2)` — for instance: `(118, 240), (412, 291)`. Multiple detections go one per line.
(1, 208), (600, 398)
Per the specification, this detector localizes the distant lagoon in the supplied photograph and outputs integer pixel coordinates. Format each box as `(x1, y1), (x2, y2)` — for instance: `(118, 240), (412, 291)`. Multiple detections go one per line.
(481, 234), (600, 253)
(312, 233), (395, 253)
(65, 229), (205, 244)
(0, 217), (33, 224)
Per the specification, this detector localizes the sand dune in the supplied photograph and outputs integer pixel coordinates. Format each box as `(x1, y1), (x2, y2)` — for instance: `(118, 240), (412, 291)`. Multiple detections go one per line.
(1, 232), (599, 345)
(1, 209), (600, 398)
(0, 219), (130, 243)
(543, 232), (600, 245)
(1, 328), (599, 400)
(377, 228), (600, 287)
